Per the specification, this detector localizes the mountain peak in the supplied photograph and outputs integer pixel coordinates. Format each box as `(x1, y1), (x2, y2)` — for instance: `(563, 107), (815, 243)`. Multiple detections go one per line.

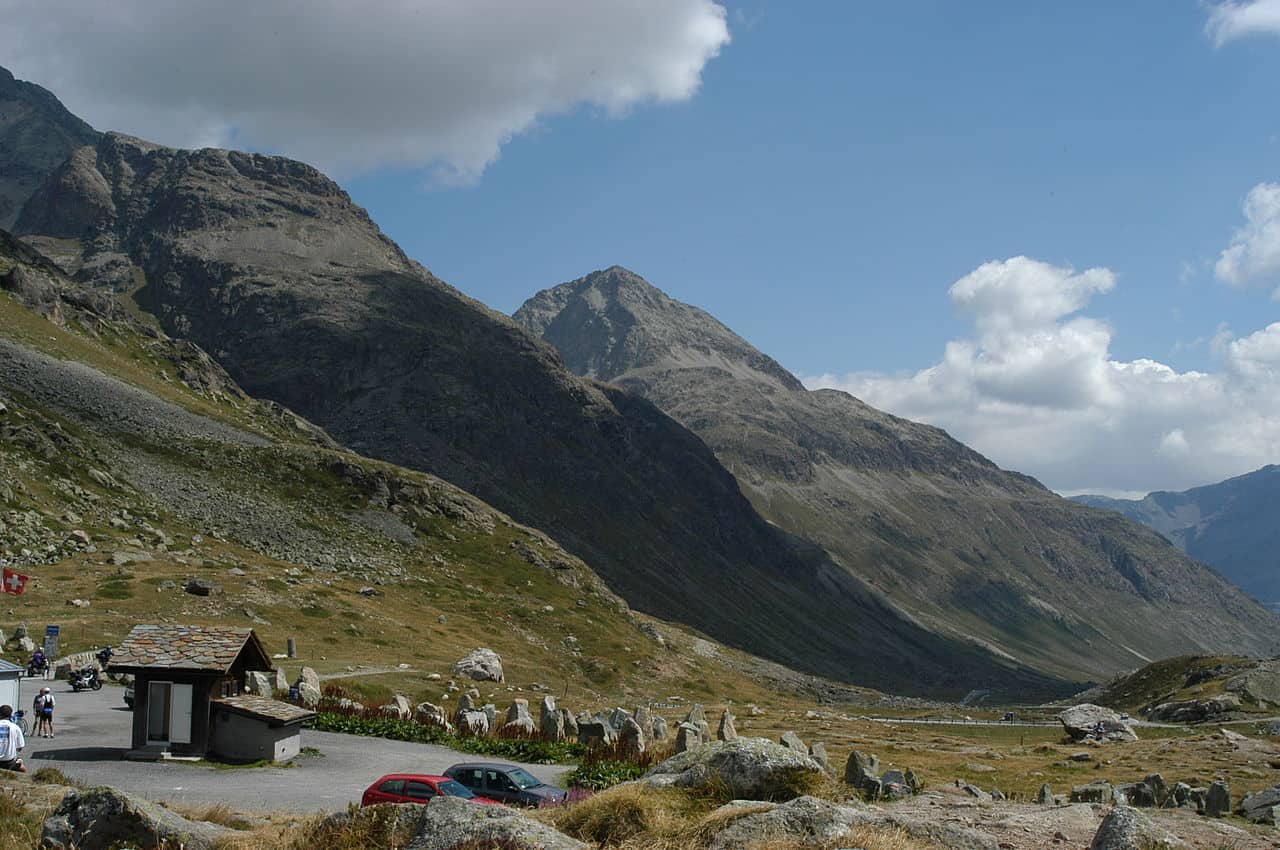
(515, 266), (805, 392)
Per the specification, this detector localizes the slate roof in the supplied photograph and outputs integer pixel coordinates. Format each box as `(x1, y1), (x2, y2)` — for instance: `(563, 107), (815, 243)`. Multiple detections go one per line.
(110, 624), (261, 673)
(212, 695), (315, 726)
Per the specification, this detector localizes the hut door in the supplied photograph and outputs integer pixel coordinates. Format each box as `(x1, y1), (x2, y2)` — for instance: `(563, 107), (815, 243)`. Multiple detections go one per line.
(170, 684), (193, 744)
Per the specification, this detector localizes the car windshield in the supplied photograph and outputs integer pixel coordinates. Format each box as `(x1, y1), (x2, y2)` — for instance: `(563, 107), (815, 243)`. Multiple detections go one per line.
(507, 768), (542, 790)
(437, 780), (474, 799)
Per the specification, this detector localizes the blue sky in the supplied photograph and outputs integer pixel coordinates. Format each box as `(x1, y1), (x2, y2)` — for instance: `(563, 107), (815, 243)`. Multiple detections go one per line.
(5, 0), (1280, 494)
(346, 1), (1279, 379)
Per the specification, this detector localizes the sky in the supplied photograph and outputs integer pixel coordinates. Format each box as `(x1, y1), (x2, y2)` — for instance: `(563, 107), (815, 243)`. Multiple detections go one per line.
(2, 0), (1280, 497)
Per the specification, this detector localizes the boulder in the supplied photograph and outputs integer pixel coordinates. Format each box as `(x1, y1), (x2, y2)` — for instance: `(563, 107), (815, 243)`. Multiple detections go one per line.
(1205, 780), (1230, 818)
(842, 750), (879, 789)
(1071, 782), (1115, 804)
(540, 696), (564, 741)
(619, 716), (647, 755)
(452, 648), (504, 683)
(247, 670), (273, 698)
(557, 707), (578, 739)
(390, 694), (412, 721)
(297, 667), (322, 707)
(1036, 782), (1054, 805)
(779, 730), (807, 753)
(879, 769), (911, 799)
(1238, 785), (1280, 824)
(458, 709), (490, 736)
(578, 720), (615, 748)
(184, 578), (217, 596)
(961, 783), (992, 802)
(41, 786), (230, 850)
(674, 721), (703, 753)
(405, 796), (585, 850)
(641, 737), (824, 800)
(483, 703), (497, 732)
(706, 796), (864, 850)
(608, 707), (633, 732)
(1148, 694), (1241, 723)
(18, 635), (36, 653)
(683, 703), (712, 740)
(807, 742), (831, 773)
(633, 705), (653, 740)
(1088, 806), (1183, 850)
(651, 714), (668, 741)
(416, 701), (451, 730)
(273, 668), (289, 691)
(1058, 704), (1138, 743)
(503, 699), (536, 735)
(716, 708), (738, 741)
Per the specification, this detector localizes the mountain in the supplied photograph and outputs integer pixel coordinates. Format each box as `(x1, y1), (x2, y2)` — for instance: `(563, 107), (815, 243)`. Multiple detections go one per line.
(1074, 466), (1280, 610)
(0, 227), (817, 707)
(0, 66), (100, 230)
(515, 267), (1280, 682)
(2, 67), (1072, 700)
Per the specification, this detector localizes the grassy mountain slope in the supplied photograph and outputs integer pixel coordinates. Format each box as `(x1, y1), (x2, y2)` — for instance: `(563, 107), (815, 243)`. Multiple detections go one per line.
(1075, 466), (1280, 609)
(514, 266), (1280, 683)
(2, 68), (1072, 699)
(0, 229), (853, 711)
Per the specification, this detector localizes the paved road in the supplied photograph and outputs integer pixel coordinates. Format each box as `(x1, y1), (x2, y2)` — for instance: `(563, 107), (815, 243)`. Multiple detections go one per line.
(16, 682), (569, 814)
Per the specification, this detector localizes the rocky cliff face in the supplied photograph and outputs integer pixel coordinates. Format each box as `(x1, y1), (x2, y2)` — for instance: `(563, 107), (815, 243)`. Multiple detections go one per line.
(515, 267), (1280, 681)
(1076, 466), (1280, 611)
(5, 68), (1073, 699)
(0, 67), (100, 230)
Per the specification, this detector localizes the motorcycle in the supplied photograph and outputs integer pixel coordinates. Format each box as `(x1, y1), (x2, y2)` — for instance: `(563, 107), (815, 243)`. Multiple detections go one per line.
(26, 658), (49, 678)
(70, 667), (102, 692)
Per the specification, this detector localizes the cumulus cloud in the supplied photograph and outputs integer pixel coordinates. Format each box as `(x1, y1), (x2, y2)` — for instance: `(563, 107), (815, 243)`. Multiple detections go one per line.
(1207, 0), (1280, 45)
(0, 0), (729, 180)
(807, 257), (1280, 496)
(1216, 183), (1280, 292)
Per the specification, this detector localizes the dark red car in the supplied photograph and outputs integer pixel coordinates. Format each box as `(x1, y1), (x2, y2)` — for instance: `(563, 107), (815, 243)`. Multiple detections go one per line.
(360, 773), (502, 807)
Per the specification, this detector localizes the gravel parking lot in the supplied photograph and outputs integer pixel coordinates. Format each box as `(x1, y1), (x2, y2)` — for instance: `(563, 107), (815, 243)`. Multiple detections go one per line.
(16, 681), (569, 813)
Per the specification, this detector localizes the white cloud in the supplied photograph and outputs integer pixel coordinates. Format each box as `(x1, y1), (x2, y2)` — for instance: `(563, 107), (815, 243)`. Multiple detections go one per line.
(807, 258), (1280, 495)
(0, 0), (729, 181)
(1215, 183), (1280, 290)
(1207, 0), (1280, 45)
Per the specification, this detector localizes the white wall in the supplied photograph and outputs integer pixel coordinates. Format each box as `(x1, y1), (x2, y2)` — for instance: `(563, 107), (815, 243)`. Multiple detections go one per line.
(0, 676), (18, 712)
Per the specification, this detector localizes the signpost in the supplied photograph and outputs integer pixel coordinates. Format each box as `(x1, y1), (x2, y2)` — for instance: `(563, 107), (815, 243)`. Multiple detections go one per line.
(44, 624), (60, 659)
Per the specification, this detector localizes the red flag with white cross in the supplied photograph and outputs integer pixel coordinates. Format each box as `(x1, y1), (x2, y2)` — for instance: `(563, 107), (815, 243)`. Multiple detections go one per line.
(2, 568), (29, 595)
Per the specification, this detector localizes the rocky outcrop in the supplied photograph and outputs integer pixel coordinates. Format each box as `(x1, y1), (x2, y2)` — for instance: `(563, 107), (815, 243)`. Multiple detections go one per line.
(641, 737), (823, 800)
(503, 699), (536, 735)
(1147, 694), (1240, 723)
(453, 648), (504, 683)
(405, 797), (585, 850)
(1059, 704), (1138, 743)
(1087, 806), (1183, 850)
(297, 667), (322, 708)
(1239, 785), (1280, 824)
(706, 796), (863, 850)
(41, 786), (229, 850)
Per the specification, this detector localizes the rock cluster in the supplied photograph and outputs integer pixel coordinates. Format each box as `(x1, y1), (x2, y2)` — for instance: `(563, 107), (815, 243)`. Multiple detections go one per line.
(1058, 704), (1139, 743)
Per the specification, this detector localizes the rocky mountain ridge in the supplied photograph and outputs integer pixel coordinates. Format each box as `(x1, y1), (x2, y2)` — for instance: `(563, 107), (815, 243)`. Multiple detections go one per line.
(1074, 465), (1280, 610)
(515, 267), (1280, 682)
(2, 67), (1073, 699)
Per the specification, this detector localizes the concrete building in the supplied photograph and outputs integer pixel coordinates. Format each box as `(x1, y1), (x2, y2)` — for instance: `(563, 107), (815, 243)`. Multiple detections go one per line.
(109, 624), (314, 762)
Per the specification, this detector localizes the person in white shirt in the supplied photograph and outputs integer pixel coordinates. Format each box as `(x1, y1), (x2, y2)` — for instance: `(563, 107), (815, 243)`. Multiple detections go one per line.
(33, 687), (55, 738)
(0, 704), (27, 772)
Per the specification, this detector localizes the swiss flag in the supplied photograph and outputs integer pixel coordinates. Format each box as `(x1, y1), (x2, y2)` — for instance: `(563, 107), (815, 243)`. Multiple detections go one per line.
(2, 568), (29, 595)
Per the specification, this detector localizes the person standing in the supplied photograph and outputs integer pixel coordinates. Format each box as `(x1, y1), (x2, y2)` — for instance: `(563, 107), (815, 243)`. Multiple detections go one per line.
(33, 687), (55, 739)
(0, 704), (27, 772)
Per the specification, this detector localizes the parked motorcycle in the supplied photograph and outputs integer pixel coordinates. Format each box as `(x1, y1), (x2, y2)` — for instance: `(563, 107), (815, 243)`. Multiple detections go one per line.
(70, 667), (102, 692)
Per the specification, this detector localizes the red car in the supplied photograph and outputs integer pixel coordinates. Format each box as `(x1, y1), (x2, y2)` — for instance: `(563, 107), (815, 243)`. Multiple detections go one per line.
(360, 773), (502, 807)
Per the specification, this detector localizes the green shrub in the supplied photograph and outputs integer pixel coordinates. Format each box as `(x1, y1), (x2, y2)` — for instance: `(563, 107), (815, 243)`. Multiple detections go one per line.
(307, 712), (584, 764)
(95, 580), (134, 599)
(564, 758), (646, 791)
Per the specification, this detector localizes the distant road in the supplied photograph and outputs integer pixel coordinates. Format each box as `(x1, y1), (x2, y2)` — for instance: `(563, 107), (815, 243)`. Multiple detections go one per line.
(861, 716), (1186, 730)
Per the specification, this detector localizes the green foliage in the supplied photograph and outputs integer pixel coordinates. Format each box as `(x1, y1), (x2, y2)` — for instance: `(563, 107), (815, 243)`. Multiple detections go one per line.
(300, 605), (331, 618)
(564, 758), (646, 791)
(307, 712), (584, 764)
(95, 580), (134, 599)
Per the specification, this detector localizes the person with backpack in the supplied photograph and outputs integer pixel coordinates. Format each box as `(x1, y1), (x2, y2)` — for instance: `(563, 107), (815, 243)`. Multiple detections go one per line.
(0, 705), (27, 772)
(32, 687), (55, 739)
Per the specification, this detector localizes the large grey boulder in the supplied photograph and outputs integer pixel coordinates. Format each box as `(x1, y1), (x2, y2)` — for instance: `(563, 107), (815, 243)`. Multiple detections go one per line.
(298, 666), (322, 707)
(578, 719), (615, 748)
(453, 647), (504, 683)
(41, 786), (230, 850)
(540, 696), (565, 741)
(641, 737), (824, 800)
(1205, 780), (1230, 818)
(247, 670), (274, 698)
(557, 707), (578, 739)
(416, 701), (451, 730)
(717, 708), (738, 741)
(684, 703), (712, 740)
(651, 714), (668, 740)
(503, 698), (536, 735)
(807, 742), (831, 773)
(1239, 785), (1280, 823)
(405, 796), (585, 850)
(1058, 704), (1138, 743)
(619, 716), (647, 754)
(675, 721), (703, 753)
(706, 796), (863, 850)
(1088, 806), (1184, 850)
(458, 709), (490, 736)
